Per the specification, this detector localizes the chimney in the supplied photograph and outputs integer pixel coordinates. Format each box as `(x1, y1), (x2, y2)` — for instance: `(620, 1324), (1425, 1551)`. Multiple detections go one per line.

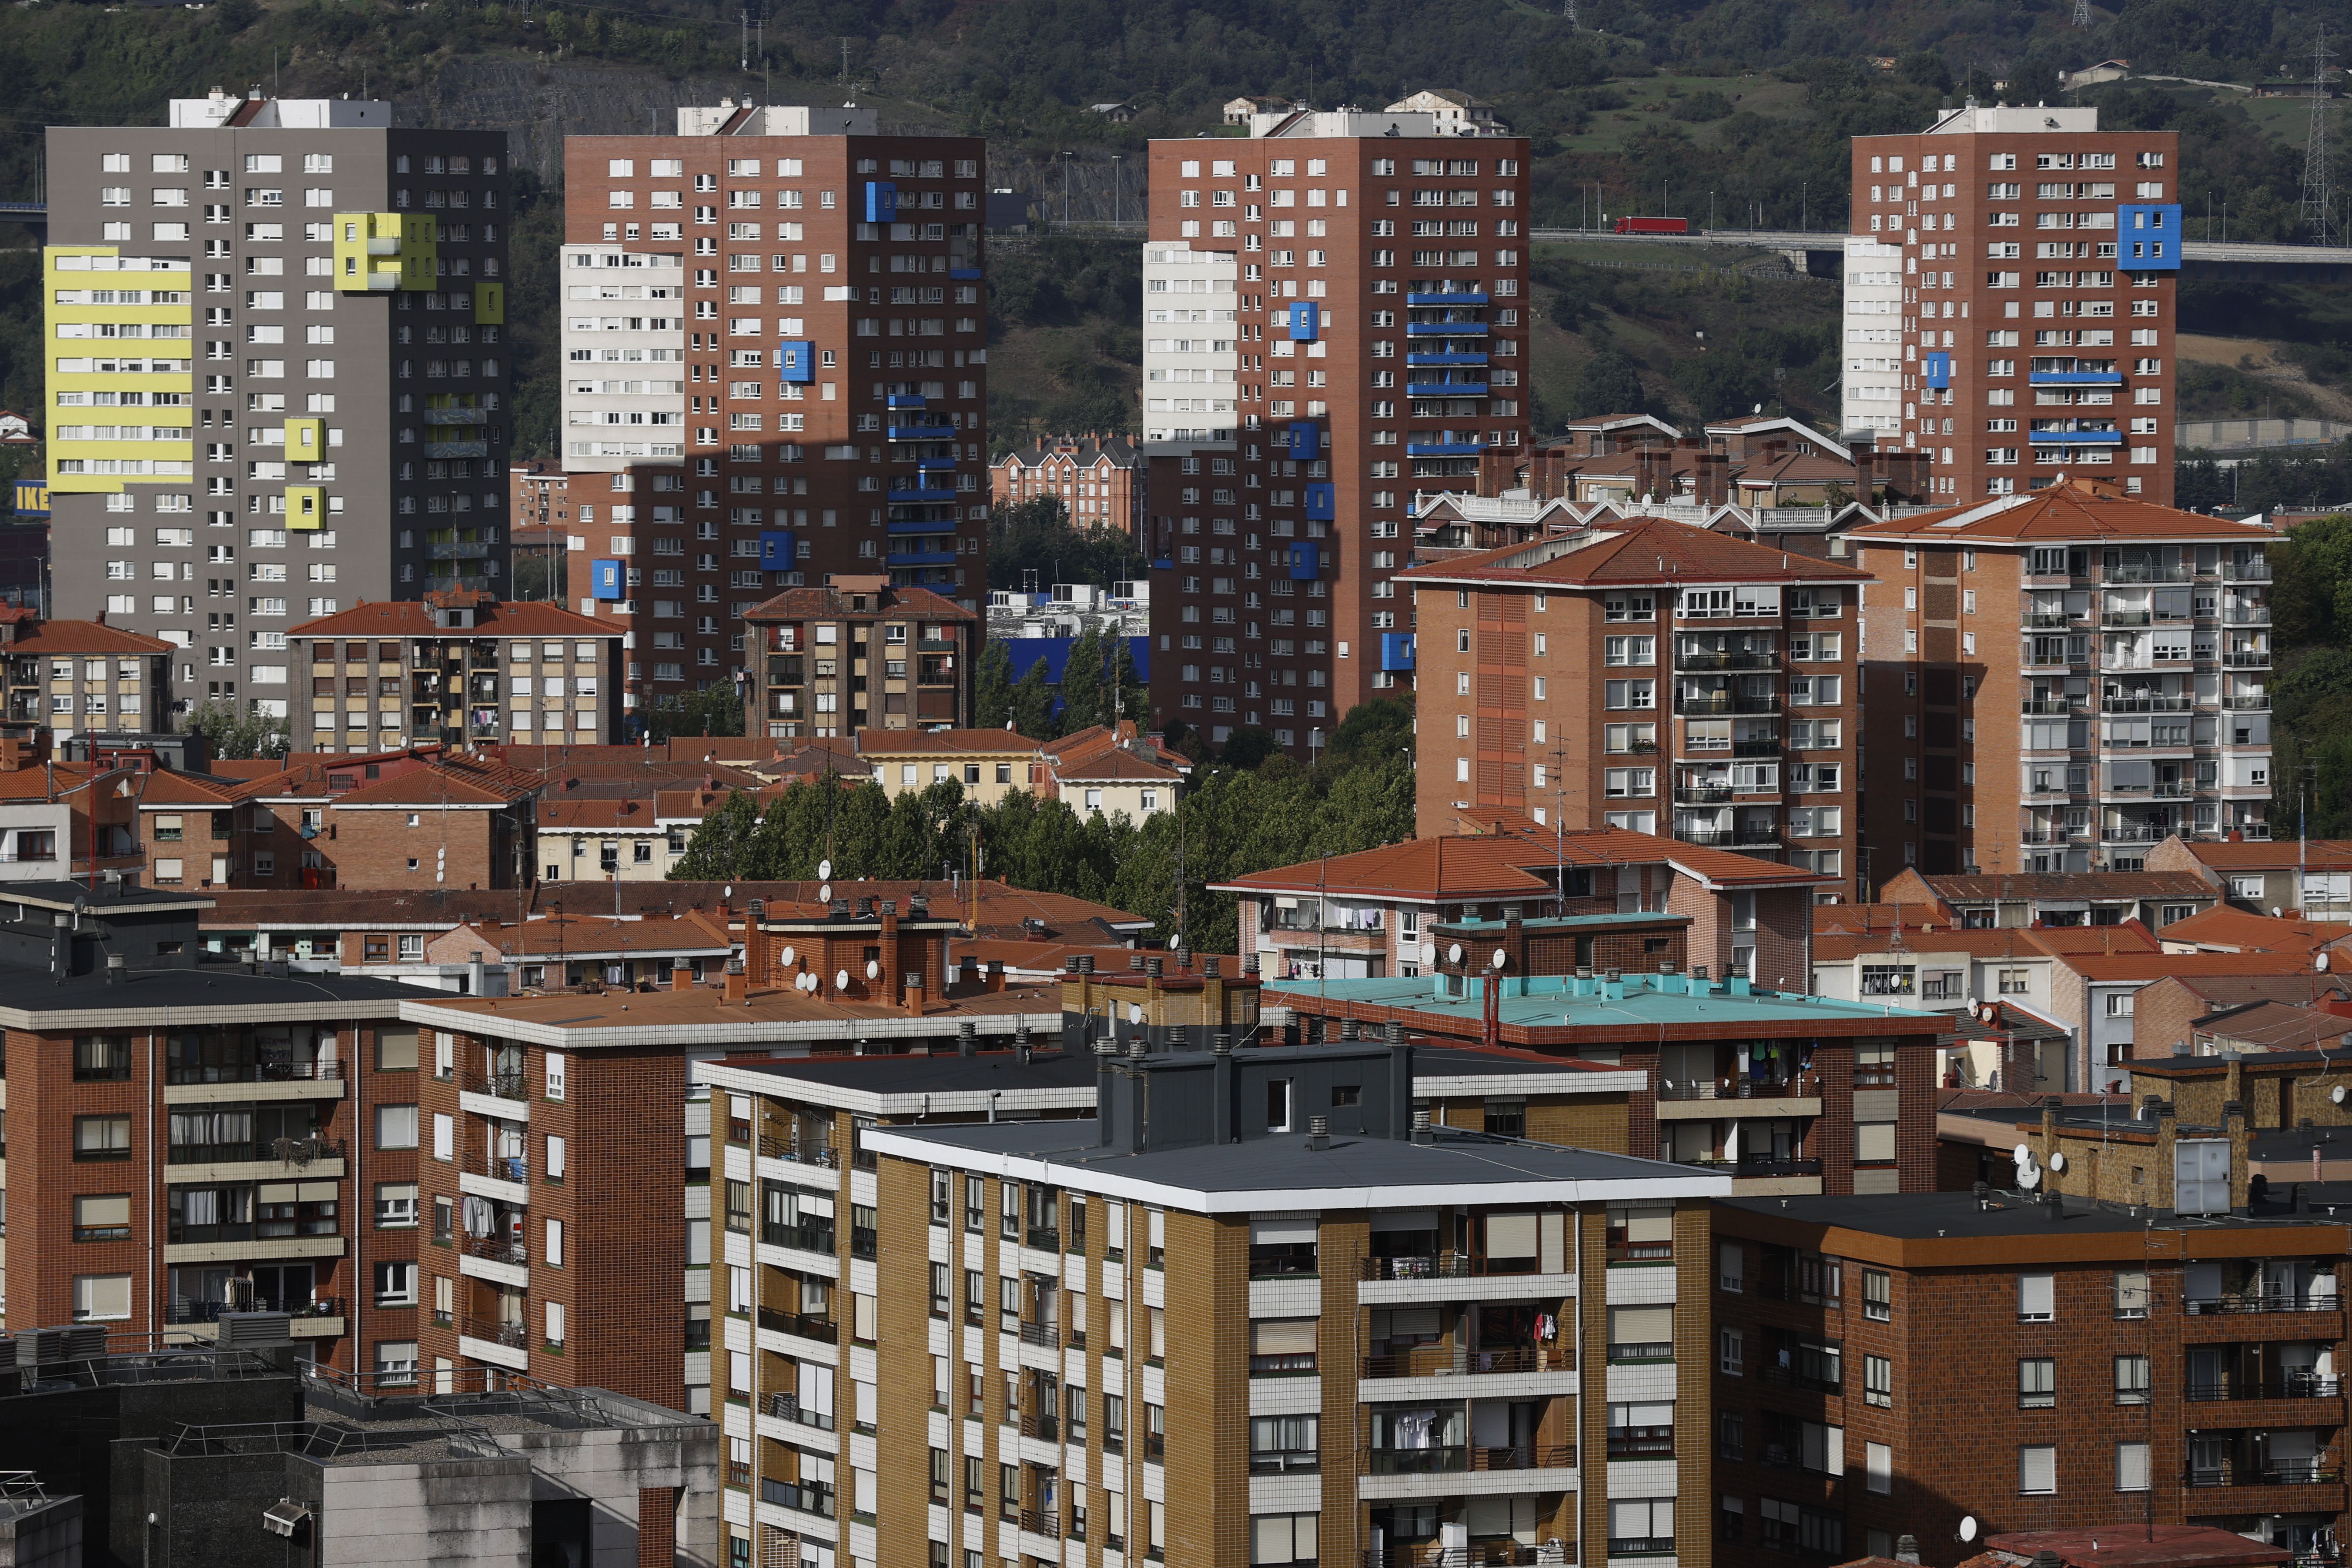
(1014, 1028), (1031, 1066)
(1306, 1114), (1331, 1151)
(880, 899), (903, 1007)
(723, 956), (746, 1005)
(104, 952), (124, 987)
(958, 1020), (977, 1057)
(985, 959), (1006, 993)
(1895, 1538), (1920, 1565)
(671, 961), (693, 992)
(1211, 1033), (1235, 1144)
(1410, 1108), (1435, 1145)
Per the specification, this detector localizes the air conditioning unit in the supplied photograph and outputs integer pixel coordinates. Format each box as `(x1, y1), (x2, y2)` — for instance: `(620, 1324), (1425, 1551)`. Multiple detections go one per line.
(16, 1326), (106, 1366)
(218, 1312), (293, 1348)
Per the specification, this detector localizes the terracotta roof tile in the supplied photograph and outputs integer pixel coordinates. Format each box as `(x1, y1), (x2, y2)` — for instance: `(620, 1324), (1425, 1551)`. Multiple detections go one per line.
(856, 727), (1043, 754)
(1843, 476), (2281, 543)
(1397, 515), (1873, 588)
(0, 619), (174, 655)
(2155, 904), (2352, 952)
(288, 599), (618, 638)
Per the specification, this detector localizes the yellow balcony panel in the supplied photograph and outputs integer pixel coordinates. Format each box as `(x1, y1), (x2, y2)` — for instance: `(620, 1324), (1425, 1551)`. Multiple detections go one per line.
(474, 282), (505, 324)
(286, 485), (325, 531)
(285, 418), (323, 463)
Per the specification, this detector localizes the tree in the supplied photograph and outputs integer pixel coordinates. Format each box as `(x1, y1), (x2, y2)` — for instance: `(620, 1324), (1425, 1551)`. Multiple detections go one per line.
(668, 791), (760, 879)
(1324, 693), (1415, 772)
(1059, 625), (1107, 735)
(987, 496), (1146, 593)
(183, 699), (289, 761)
(973, 640), (1018, 734)
(645, 683), (744, 742)
(1009, 655), (1058, 741)
(1219, 727), (1280, 770)
(1571, 350), (1647, 417)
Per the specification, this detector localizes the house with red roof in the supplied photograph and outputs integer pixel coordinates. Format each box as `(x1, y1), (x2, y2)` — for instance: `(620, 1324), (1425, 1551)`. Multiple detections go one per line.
(0, 608), (175, 746)
(2148, 832), (2352, 919)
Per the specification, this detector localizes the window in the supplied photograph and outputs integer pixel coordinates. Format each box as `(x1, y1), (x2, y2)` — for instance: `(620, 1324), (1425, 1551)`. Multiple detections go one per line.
(374, 1341), (418, 1387)
(1609, 1499), (1675, 1557)
(374, 1260), (417, 1305)
(2019, 1272), (2055, 1321)
(74, 1193), (132, 1242)
(1266, 1078), (1293, 1131)
(375, 1026), (418, 1071)
(1855, 1122), (1897, 1164)
(544, 1052), (566, 1099)
(1250, 1414), (1319, 1474)
(2020, 1444), (2056, 1494)
(2019, 1357), (2056, 1408)
(1863, 1268), (1890, 1321)
(1719, 1242), (1745, 1293)
(545, 1134), (565, 1180)
(2115, 1354), (2151, 1405)
(432, 1113), (453, 1162)
(375, 1181), (418, 1227)
(74, 1035), (130, 1081)
(75, 1115), (132, 1160)
(375, 1103), (419, 1150)
(74, 1274), (132, 1321)
(1719, 1326), (1744, 1376)
(1251, 1514), (1318, 1566)
(1866, 1441), (1893, 1495)
(1865, 1354), (1892, 1408)
(2114, 1268), (2149, 1319)
(2117, 1441), (2150, 1492)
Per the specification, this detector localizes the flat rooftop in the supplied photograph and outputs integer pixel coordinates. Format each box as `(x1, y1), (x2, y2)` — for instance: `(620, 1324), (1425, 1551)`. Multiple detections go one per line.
(405, 980), (1063, 1046)
(1719, 1187), (2352, 1240)
(0, 963), (417, 1026)
(1268, 971), (1947, 1040)
(865, 1116), (1726, 1208)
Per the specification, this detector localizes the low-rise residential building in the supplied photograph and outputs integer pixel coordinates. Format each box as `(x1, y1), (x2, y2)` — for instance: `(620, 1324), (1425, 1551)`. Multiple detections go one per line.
(1712, 1182), (2351, 1568)
(741, 578), (982, 741)
(1214, 826), (1830, 986)
(2149, 834), (2352, 916)
(1875, 867), (2219, 929)
(838, 1036), (1723, 1568)
(1400, 517), (1870, 889)
(1040, 723), (1188, 822)
(860, 727), (1045, 806)
(1269, 963), (1947, 1197)
(0, 610), (174, 744)
(0, 756), (144, 881)
(2131, 973), (2352, 1066)
(990, 434), (1144, 538)
(288, 592), (624, 752)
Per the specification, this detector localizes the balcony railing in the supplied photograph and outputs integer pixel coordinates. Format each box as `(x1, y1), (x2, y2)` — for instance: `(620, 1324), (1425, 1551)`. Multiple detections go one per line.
(2185, 1292), (2344, 1315)
(1020, 1509), (1061, 1540)
(1475, 1443), (1575, 1470)
(1362, 1546), (1565, 1568)
(165, 1058), (344, 1086)
(1363, 1344), (1546, 1378)
(2185, 1375), (2342, 1401)
(461, 1068), (527, 1100)
(757, 1305), (837, 1343)
(1018, 1320), (1061, 1348)
(759, 1479), (836, 1519)
(1250, 1351), (1320, 1376)
(460, 1315), (527, 1349)
(166, 1294), (344, 1324)
(1675, 651), (1779, 671)
(481, 1153), (528, 1183)
(1250, 1451), (1322, 1475)
(1678, 694), (1780, 715)
(167, 1136), (347, 1165)
(2224, 652), (2273, 668)
(1359, 1254), (1560, 1281)
(1676, 1155), (1824, 1179)
(1018, 1408), (1061, 1443)
(2190, 1462), (2343, 1488)
(764, 1391), (838, 1430)
(757, 1133), (838, 1168)
(1674, 826), (1782, 848)
(1656, 1076), (1817, 1101)
(1026, 1225), (1061, 1251)
(1366, 1444), (1469, 1474)
(1607, 1427), (1676, 1457)
(465, 1236), (526, 1266)
(2225, 561), (2274, 581)
(761, 1220), (836, 1254)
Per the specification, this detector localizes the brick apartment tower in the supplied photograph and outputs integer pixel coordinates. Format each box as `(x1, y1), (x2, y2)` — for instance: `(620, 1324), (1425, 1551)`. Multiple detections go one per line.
(44, 90), (510, 719)
(561, 104), (987, 729)
(1843, 104), (2180, 505)
(1143, 109), (1532, 759)
(1847, 483), (2276, 880)
(1404, 519), (1867, 893)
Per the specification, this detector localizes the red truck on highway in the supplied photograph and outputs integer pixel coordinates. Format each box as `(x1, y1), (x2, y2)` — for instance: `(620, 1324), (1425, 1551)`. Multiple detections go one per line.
(1613, 216), (1691, 234)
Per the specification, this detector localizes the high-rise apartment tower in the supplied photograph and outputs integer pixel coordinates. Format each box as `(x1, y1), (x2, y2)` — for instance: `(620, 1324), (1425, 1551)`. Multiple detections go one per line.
(44, 90), (511, 720)
(1143, 109), (1532, 759)
(1842, 104), (2180, 506)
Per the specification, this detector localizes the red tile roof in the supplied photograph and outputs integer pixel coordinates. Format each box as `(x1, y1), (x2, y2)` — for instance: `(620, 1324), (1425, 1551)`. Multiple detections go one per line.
(2055, 950), (2315, 982)
(856, 727), (1042, 754)
(2166, 836), (2352, 873)
(288, 598), (617, 638)
(1396, 514), (1871, 589)
(744, 583), (974, 622)
(1842, 475), (2281, 543)
(2156, 904), (2352, 953)
(0, 619), (174, 655)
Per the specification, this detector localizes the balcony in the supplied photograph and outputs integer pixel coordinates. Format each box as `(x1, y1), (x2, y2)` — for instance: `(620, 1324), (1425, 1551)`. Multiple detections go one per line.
(1362, 1344), (1547, 1379)
(1359, 1254), (1562, 1282)
(465, 1236), (526, 1266)
(1675, 649), (1779, 670)
(1362, 1547), (1564, 1568)
(421, 406), (483, 425)
(2224, 692), (2272, 711)
(2222, 608), (2271, 625)
(1733, 738), (1781, 757)
(2021, 699), (2077, 715)
(2185, 1292), (2345, 1316)
(1366, 1445), (1469, 1475)
(2025, 613), (2075, 629)
(1019, 1509), (1061, 1541)
(1674, 826), (1781, 848)
(2106, 565), (2193, 584)
(460, 1314), (528, 1350)
(760, 1220), (836, 1254)
(1676, 1155), (1825, 1180)
(166, 1293), (344, 1324)
(1018, 1320), (1062, 1349)
(462, 1067), (526, 1100)
(2225, 651), (2273, 668)
(2102, 695), (2194, 713)
(166, 1058), (343, 1087)
(480, 1152), (528, 1183)
(1406, 383), (1490, 398)
(2102, 610), (2154, 627)
(1677, 694), (1780, 715)
(756, 1305), (837, 1343)
(2190, 1462), (2342, 1488)
(2225, 561), (2274, 582)
(758, 1479), (836, 1519)
(2185, 1375), (2342, 1401)
(1607, 1426), (1676, 1458)
(756, 1133), (837, 1169)
(167, 1136), (347, 1167)
(763, 1390), (837, 1431)
(424, 440), (489, 460)
(1656, 1076), (1818, 1102)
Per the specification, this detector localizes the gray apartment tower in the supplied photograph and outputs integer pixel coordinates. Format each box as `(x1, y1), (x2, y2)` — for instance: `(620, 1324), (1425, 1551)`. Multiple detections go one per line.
(43, 90), (510, 721)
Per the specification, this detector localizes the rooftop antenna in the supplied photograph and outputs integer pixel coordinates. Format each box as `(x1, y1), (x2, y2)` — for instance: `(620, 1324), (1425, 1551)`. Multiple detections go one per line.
(2306, 26), (2339, 247)
(1562, 0), (1578, 27)
(740, 9), (749, 72)
(2071, 0), (2092, 26)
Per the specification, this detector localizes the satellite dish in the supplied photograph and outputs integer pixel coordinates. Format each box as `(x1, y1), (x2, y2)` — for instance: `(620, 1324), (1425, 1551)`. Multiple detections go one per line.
(2322, 952), (2333, 973)
(1447, 943), (1464, 964)
(1128, 1003), (1144, 1025)
(2013, 1142), (2032, 1164)
(865, 960), (880, 980)
(2017, 1162), (2042, 1191)
(1960, 1518), (1979, 1545)
(2276, 906), (2286, 918)
(1492, 948), (1508, 971)
(2335, 1084), (2347, 1105)
(1419, 942), (1437, 965)
(1170, 931), (1185, 949)
(2049, 1150), (2068, 1172)
(835, 969), (850, 990)
(819, 883), (833, 903)
(818, 858), (833, 881)
(780, 946), (796, 968)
